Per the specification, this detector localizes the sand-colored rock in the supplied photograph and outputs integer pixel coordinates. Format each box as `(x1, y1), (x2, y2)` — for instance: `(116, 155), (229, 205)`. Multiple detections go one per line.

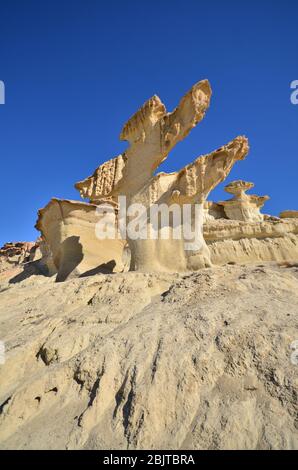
(280, 210), (298, 219)
(0, 263), (297, 449)
(0, 242), (35, 269)
(35, 81), (297, 277)
(75, 155), (127, 204)
(203, 201), (226, 222)
(36, 80), (214, 278)
(36, 198), (128, 281)
(75, 80), (212, 203)
(0, 240), (54, 284)
(127, 136), (249, 272)
(73, 81), (249, 273)
(218, 180), (269, 222)
(34, 237), (57, 276)
(203, 218), (298, 265)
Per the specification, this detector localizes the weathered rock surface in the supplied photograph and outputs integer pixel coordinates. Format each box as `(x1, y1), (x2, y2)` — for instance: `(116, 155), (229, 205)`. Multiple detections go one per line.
(0, 239), (56, 284)
(203, 201), (226, 222)
(204, 218), (298, 265)
(0, 263), (297, 449)
(218, 180), (269, 222)
(75, 80), (212, 201)
(34, 80), (298, 279)
(36, 198), (129, 281)
(127, 136), (249, 272)
(72, 81), (249, 273)
(280, 211), (298, 219)
(0, 242), (35, 270)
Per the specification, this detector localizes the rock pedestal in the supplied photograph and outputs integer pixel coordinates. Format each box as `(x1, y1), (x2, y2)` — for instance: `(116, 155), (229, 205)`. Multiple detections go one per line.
(219, 180), (269, 222)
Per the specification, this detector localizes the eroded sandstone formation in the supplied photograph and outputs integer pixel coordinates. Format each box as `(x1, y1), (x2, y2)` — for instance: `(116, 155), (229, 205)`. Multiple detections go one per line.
(35, 80), (298, 280)
(38, 80), (251, 277)
(36, 199), (129, 281)
(204, 218), (298, 265)
(218, 180), (269, 222)
(75, 80), (213, 201)
(280, 210), (298, 219)
(0, 238), (57, 283)
(0, 242), (36, 267)
(126, 136), (249, 272)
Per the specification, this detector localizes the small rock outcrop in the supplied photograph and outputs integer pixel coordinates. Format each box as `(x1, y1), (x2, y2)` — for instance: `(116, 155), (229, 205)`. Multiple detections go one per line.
(280, 210), (298, 219)
(0, 239), (57, 283)
(0, 242), (36, 267)
(218, 180), (269, 222)
(0, 242), (37, 278)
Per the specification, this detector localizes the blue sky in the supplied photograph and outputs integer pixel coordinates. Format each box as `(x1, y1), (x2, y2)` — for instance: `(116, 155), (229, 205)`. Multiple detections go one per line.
(0, 0), (297, 246)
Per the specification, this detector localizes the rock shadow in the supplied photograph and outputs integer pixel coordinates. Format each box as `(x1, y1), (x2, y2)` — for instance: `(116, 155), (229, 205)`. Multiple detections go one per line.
(79, 260), (116, 277)
(55, 236), (83, 282)
(9, 261), (41, 284)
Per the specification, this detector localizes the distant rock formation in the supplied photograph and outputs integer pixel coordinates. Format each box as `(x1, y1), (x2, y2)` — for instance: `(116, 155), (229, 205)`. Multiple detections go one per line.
(0, 238), (57, 284)
(0, 242), (36, 273)
(280, 210), (298, 219)
(218, 180), (269, 222)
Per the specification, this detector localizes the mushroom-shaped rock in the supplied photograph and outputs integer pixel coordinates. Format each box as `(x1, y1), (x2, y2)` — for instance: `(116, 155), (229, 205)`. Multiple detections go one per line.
(218, 180), (269, 222)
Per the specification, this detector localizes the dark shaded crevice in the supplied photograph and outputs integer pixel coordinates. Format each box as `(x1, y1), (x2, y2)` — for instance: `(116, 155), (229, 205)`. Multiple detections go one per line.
(113, 371), (129, 419)
(122, 366), (137, 440)
(151, 339), (163, 382)
(55, 236), (83, 282)
(77, 361), (105, 426)
(0, 396), (11, 415)
(87, 361), (106, 408)
(46, 387), (58, 394)
(161, 287), (172, 301)
(87, 377), (101, 408)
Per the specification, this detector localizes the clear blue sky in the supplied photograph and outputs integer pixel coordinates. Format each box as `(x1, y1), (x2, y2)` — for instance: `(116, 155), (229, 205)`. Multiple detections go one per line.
(0, 0), (297, 245)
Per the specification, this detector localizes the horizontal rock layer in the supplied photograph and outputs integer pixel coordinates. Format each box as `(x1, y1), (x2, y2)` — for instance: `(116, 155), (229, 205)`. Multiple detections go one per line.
(204, 219), (298, 265)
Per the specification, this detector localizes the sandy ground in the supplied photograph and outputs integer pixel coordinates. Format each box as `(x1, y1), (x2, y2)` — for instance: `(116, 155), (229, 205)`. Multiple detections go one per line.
(0, 262), (298, 449)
